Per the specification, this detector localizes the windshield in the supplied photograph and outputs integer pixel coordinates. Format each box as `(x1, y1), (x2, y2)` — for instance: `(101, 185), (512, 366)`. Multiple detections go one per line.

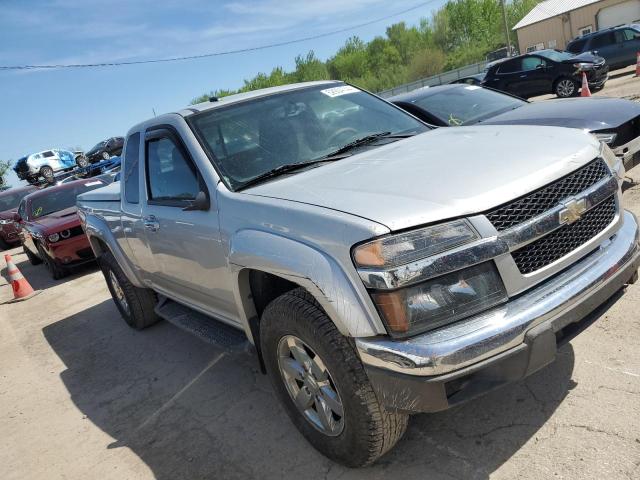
(536, 50), (574, 62)
(412, 86), (525, 126)
(28, 180), (105, 219)
(190, 84), (428, 189)
(0, 189), (32, 211)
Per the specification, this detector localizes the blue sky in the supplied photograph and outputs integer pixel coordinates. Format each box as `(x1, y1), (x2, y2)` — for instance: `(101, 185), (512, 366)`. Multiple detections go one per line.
(0, 0), (446, 187)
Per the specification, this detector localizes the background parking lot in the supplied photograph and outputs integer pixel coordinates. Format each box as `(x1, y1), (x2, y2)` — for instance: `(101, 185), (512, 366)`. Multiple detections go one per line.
(2, 71), (640, 480)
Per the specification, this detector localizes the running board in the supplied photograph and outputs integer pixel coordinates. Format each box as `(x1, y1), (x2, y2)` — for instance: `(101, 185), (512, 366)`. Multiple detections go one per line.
(154, 296), (249, 352)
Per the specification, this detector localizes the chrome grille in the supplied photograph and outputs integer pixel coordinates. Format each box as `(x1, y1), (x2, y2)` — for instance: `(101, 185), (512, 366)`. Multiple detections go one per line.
(486, 159), (610, 231)
(511, 196), (616, 274)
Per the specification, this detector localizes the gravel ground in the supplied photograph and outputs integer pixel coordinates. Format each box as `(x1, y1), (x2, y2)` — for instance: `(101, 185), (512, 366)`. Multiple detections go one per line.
(1, 72), (640, 480)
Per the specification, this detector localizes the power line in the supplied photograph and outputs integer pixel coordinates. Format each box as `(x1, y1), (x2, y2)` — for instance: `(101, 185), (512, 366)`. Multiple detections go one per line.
(1, 0), (439, 71)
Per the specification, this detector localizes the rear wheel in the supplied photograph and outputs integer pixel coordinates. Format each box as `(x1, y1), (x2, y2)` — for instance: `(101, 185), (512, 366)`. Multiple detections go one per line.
(261, 288), (408, 467)
(40, 165), (54, 180)
(101, 151), (110, 160)
(36, 242), (66, 280)
(99, 251), (160, 329)
(76, 155), (89, 168)
(555, 77), (578, 98)
(24, 245), (42, 265)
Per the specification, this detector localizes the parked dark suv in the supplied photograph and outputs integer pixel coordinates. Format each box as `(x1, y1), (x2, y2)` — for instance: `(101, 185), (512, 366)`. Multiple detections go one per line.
(567, 26), (640, 70)
(483, 49), (608, 98)
(85, 137), (124, 163)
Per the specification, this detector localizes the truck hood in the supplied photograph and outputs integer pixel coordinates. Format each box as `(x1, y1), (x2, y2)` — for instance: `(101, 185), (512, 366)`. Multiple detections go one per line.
(480, 97), (640, 131)
(246, 125), (601, 231)
(77, 181), (121, 203)
(31, 207), (80, 232)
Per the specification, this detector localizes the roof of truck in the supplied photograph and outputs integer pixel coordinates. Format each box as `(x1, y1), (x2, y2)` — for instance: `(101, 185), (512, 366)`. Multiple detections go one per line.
(179, 80), (341, 115)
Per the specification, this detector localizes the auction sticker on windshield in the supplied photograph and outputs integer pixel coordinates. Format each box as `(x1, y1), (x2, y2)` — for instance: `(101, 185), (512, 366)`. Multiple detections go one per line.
(321, 85), (359, 97)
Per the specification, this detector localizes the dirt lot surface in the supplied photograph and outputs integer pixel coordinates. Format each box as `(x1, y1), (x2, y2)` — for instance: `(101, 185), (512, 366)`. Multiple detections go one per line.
(2, 73), (640, 480)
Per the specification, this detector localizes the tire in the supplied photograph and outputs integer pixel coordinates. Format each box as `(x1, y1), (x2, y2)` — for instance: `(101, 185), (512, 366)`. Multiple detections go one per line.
(0, 237), (10, 250)
(76, 155), (89, 168)
(101, 151), (110, 160)
(260, 288), (408, 467)
(555, 77), (578, 98)
(24, 245), (42, 265)
(36, 242), (66, 280)
(40, 165), (54, 180)
(99, 251), (160, 329)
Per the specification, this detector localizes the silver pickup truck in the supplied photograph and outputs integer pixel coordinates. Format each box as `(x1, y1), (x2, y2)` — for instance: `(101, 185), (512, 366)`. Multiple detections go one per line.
(77, 81), (640, 467)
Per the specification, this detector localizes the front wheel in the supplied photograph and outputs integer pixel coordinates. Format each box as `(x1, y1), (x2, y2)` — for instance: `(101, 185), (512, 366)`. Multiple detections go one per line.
(101, 151), (110, 160)
(76, 155), (89, 168)
(555, 77), (579, 98)
(36, 242), (66, 280)
(99, 251), (160, 329)
(261, 288), (408, 467)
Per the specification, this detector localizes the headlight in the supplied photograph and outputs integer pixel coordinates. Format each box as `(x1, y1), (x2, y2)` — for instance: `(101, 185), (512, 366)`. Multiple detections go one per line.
(573, 62), (593, 71)
(0, 219), (11, 225)
(59, 229), (71, 239)
(353, 220), (478, 268)
(371, 262), (507, 337)
(594, 132), (617, 145)
(48, 233), (60, 243)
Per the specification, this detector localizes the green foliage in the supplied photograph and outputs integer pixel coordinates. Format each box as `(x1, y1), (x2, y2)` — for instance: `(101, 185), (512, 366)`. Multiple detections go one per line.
(0, 159), (12, 187)
(191, 0), (540, 102)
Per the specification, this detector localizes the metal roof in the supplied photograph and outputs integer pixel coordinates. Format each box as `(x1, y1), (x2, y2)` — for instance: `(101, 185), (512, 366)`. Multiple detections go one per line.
(513, 0), (601, 30)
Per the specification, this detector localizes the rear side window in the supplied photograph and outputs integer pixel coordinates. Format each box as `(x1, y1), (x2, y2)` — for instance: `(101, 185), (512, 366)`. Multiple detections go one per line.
(567, 38), (587, 53)
(123, 133), (141, 204)
(521, 57), (545, 71)
(42, 151), (54, 158)
(146, 136), (199, 203)
(590, 33), (614, 49)
(497, 60), (519, 74)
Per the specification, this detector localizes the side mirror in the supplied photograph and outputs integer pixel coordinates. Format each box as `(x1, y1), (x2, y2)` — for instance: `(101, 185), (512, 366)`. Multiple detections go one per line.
(535, 63), (545, 70)
(182, 191), (210, 211)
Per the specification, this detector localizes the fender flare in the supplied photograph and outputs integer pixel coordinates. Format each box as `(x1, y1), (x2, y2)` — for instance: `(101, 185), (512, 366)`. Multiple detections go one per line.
(82, 213), (145, 288)
(229, 229), (385, 338)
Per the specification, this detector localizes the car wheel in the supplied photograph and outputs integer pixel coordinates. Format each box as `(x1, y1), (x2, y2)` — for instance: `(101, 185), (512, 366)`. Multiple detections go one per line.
(101, 151), (110, 160)
(26, 176), (38, 185)
(76, 155), (89, 168)
(555, 78), (578, 98)
(24, 245), (43, 265)
(99, 251), (160, 329)
(0, 237), (10, 250)
(260, 288), (408, 467)
(36, 242), (66, 280)
(40, 165), (54, 179)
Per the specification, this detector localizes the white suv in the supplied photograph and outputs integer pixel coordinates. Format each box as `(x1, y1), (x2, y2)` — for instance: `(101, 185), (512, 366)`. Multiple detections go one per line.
(13, 149), (88, 184)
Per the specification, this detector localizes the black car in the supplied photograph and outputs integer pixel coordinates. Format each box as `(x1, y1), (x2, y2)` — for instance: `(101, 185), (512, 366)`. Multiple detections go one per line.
(483, 49), (608, 99)
(389, 84), (640, 170)
(567, 26), (640, 70)
(85, 137), (124, 163)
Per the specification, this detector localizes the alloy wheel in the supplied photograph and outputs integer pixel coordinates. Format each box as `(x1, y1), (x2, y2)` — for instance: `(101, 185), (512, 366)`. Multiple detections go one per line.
(557, 79), (575, 97)
(277, 334), (345, 436)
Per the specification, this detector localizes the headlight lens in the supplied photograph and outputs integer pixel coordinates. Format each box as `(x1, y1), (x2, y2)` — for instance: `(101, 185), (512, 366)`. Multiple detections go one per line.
(371, 262), (507, 337)
(594, 132), (617, 145)
(59, 229), (71, 239)
(353, 220), (478, 268)
(0, 219), (11, 225)
(48, 233), (60, 243)
(573, 62), (593, 71)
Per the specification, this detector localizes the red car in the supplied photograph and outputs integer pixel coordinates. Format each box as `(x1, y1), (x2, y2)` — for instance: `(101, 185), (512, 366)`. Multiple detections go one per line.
(0, 185), (38, 249)
(16, 178), (108, 279)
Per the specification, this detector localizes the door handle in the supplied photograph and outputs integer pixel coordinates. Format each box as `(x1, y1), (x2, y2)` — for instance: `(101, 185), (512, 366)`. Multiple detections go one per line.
(143, 215), (160, 232)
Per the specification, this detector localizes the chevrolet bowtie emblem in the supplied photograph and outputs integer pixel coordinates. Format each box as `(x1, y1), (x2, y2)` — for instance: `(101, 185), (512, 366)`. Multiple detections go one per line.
(559, 198), (587, 225)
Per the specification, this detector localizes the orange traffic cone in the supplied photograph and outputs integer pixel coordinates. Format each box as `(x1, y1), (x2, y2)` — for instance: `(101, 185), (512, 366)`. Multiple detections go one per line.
(580, 72), (591, 97)
(636, 51), (640, 77)
(3, 254), (39, 303)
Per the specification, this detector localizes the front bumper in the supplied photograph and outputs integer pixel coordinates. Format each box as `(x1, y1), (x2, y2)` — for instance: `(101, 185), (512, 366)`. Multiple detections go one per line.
(47, 234), (95, 266)
(613, 135), (640, 172)
(356, 210), (639, 413)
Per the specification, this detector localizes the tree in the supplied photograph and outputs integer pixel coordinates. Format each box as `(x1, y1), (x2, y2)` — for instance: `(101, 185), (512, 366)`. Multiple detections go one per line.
(0, 159), (12, 188)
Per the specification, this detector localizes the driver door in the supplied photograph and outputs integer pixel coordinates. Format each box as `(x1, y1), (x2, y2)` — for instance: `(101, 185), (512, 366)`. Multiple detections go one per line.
(140, 127), (238, 323)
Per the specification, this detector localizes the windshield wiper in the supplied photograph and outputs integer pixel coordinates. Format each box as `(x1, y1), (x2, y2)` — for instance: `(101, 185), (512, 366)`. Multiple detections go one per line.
(236, 158), (339, 191)
(319, 131), (416, 160)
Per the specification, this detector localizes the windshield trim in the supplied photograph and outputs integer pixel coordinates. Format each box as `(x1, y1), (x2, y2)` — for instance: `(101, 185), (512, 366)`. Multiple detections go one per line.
(187, 81), (430, 193)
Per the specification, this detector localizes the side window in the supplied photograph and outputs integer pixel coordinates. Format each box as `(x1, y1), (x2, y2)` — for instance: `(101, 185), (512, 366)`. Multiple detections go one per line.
(622, 29), (640, 41)
(497, 59), (519, 74)
(567, 38), (587, 54)
(123, 133), (141, 204)
(42, 151), (54, 158)
(521, 57), (545, 71)
(591, 33), (613, 49)
(146, 135), (199, 203)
